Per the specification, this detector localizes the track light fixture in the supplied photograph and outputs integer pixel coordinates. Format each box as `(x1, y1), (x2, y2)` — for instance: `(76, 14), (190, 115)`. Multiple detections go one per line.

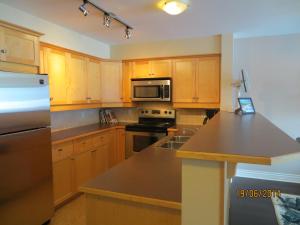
(79, 0), (88, 16)
(125, 27), (132, 39)
(103, 13), (111, 28)
(78, 0), (133, 39)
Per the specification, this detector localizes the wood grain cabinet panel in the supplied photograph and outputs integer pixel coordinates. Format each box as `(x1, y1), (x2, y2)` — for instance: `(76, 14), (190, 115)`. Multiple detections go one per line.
(150, 59), (172, 77)
(131, 60), (172, 78)
(44, 48), (68, 105)
(116, 128), (126, 164)
(196, 56), (220, 103)
(52, 158), (74, 206)
(67, 53), (88, 104)
(52, 141), (73, 163)
(101, 61), (123, 103)
(172, 58), (197, 103)
(87, 58), (102, 103)
(73, 150), (92, 191)
(131, 60), (150, 78)
(0, 25), (39, 66)
(122, 62), (132, 103)
(91, 144), (109, 177)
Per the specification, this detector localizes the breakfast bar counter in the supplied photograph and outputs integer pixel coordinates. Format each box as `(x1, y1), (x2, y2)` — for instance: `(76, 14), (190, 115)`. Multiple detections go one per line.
(176, 111), (300, 225)
(79, 112), (300, 225)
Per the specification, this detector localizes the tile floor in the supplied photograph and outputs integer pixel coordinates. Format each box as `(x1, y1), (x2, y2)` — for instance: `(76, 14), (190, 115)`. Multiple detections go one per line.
(50, 195), (86, 225)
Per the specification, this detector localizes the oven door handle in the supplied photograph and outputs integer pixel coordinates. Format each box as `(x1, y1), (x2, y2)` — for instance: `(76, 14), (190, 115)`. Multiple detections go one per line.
(160, 85), (164, 99)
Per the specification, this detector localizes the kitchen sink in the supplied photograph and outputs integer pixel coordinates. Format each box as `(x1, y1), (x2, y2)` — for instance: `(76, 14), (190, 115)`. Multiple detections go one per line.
(169, 136), (190, 142)
(159, 141), (184, 150)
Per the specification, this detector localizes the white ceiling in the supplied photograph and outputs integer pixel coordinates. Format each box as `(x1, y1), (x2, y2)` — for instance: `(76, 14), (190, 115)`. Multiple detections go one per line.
(1, 0), (300, 44)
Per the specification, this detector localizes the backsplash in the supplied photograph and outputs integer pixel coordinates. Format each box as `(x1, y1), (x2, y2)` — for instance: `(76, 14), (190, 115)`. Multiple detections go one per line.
(176, 109), (206, 125)
(111, 104), (206, 125)
(51, 109), (100, 131)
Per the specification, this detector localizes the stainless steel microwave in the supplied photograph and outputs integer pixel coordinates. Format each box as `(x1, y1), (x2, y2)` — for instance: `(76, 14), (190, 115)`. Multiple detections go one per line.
(131, 78), (171, 102)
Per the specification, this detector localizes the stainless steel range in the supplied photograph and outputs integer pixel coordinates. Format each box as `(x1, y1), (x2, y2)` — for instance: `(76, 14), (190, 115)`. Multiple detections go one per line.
(125, 108), (175, 158)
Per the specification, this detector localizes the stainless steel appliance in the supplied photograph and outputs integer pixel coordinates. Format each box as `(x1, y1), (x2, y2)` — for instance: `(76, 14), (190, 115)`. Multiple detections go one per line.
(125, 108), (175, 158)
(0, 71), (53, 225)
(131, 78), (171, 102)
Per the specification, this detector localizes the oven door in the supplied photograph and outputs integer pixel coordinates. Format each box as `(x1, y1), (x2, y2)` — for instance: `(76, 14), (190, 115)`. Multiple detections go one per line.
(125, 131), (166, 158)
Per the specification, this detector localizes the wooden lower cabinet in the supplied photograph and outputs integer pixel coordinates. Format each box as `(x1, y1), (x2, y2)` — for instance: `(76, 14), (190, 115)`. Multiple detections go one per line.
(52, 158), (74, 206)
(73, 150), (93, 191)
(91, 144), (109, 177)
(51, 128), (126, 206)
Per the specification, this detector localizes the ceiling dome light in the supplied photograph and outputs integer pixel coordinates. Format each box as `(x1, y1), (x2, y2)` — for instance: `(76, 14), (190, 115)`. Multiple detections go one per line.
(162, 0), (189, 15)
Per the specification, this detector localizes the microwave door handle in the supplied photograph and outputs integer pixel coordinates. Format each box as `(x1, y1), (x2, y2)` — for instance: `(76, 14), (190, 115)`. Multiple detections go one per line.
(160, 85), (164, 99)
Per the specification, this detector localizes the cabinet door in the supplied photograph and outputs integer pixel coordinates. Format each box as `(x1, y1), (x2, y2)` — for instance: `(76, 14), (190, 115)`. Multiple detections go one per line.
(68, 53), (87, 104)
(122, 62), (132, 103)
(101, 61), (123, 103)
(116, 128), (125, 164)
(131, 61), (150, 78)
(52, 158), (73, 206)
(39, 47), (45, 74)
(73, 151), (92, 190)
(172, 59), (197, 103)
(44, 48), (68, 105)
(87, 58), (101, 103)
(107, 131), (117, 168)
(196, 56), (220, 103)
(150, 60), (172, 77)
(0, 26), (39, 66)
(91, 144), (109, 177)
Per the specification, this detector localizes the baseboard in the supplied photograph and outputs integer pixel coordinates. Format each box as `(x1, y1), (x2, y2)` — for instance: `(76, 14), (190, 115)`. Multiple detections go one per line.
(236, 169), (300, 184)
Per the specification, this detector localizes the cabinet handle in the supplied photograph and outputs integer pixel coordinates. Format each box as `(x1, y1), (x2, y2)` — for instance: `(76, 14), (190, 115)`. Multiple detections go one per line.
(50, 97), (54, 101)
(0, 49), (7, 54)
(58, 148), (63, 152)
(91, 150), (96, 153)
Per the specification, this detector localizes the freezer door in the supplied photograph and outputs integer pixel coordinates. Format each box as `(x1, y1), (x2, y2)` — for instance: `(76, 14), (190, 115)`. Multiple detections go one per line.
(0, 71), (50, 135)
(0, 127), (53, 225)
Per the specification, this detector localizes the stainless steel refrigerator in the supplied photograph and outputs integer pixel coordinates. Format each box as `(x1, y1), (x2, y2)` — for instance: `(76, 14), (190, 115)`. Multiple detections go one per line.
(0, 71), (54, 225)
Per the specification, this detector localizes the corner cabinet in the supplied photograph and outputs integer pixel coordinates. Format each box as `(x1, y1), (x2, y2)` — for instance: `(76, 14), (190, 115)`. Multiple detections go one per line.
(0, 20), (42, 74)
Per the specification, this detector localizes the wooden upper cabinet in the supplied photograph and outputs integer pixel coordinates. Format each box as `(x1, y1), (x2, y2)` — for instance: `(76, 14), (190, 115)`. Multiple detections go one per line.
(196, 56), (220, 103)
(131, 59), (172, 78)
(39, 47), (45, 74)
(132, 60), (150, 78)
(67, 53), (88, 104)
(150, 60), (172, 77)
(0, 24), (40, 66)
(87, 58), (101, 103)
(122, 62), (132, 103)
(44, 47), (68, 105)
(101, 61), (123, 103)
(172, 59), (197, 103)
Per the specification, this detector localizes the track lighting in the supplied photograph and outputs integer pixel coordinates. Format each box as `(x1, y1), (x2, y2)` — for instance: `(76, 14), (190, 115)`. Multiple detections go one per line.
(78, 0), (133, 39)
(103, 13), (111, 28)
(79, 0), (88, 16)
(125, 27), (132, 39)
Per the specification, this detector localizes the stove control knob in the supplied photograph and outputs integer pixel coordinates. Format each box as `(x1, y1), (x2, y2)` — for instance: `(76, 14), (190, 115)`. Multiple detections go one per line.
(164, 111), (168, 114)
(145, 110), (148, 113)
(141, 111), (144, 114)
(169, 111), (172, 114)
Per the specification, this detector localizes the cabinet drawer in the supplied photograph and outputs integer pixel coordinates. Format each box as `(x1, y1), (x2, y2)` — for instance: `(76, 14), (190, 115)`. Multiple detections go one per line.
(73, 136), (94, 154)
(52, 141), (73, 162)
(92, 131), (114, 147)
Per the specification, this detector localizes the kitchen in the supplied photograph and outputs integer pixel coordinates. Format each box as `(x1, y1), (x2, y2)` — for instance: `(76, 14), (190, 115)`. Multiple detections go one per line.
(1, 1), (300, 225)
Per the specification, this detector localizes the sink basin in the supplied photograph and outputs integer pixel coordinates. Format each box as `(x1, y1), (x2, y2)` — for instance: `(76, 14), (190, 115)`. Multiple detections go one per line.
(159, 141), (184, 150)
(169, 136), (190, 143)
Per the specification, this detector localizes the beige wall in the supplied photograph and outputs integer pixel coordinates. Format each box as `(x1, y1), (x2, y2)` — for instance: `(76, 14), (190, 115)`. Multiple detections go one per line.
(111, 35), (221, 60)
